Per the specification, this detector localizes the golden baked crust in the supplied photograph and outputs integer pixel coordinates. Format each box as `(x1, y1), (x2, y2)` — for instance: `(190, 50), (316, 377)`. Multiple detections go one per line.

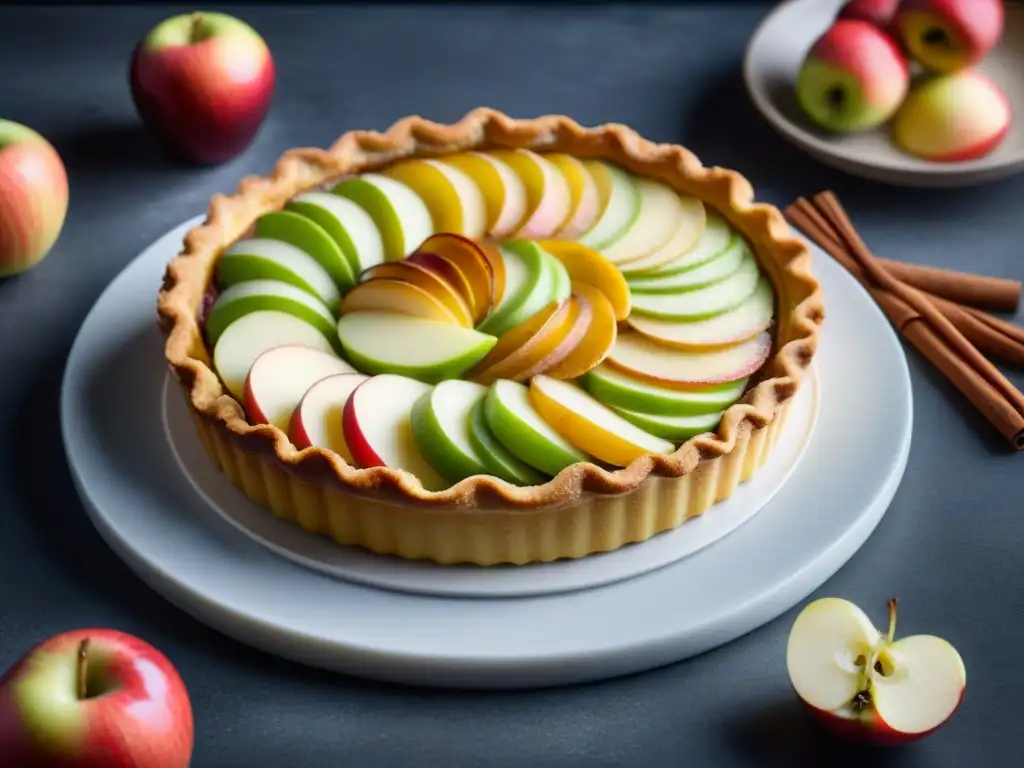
(157, 107), (823, 514)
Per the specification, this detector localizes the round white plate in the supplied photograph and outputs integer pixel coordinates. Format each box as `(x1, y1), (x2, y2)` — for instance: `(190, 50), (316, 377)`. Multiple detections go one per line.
(744, 0), (1024, 187)
(61, 217), (912, 689)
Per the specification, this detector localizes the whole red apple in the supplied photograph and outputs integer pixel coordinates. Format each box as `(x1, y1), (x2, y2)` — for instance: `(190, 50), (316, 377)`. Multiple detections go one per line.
(0, 629), (193, 767)
(896, 0), (1004, 73)
(0, 119), (68, 277)
(129, 11), (275, 165)
(838, 0), (902, 29)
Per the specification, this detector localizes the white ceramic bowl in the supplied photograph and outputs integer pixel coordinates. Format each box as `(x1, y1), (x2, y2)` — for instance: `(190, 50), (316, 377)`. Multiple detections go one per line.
(743, 0), (1024, 187)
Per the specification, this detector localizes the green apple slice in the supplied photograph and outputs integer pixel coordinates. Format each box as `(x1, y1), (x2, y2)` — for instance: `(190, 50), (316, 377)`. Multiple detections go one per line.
(410, 380), (491, 483)
(336, 311), (497, 383)
(610, 407), (725, 441)
(332, 173), (434, 261)
(599, 179), (689, 265)
(624, 211), (734, 277)
(627, 238), (748, 294)
(629, 253), (761, 321)
(578, 161), (640, 250)
(543, 246), (572, 303)
(254, 210), (355, 292)
(467, 398), (547, 485)
(213, 310), (336, 399)
(204, 279), (338, 347)
(285, 191), (385, 275)
(580, 363), (747, 416)
(484, 379), (589, 476)
(217, 238), (340, 308)
(476, 241), (555, 337)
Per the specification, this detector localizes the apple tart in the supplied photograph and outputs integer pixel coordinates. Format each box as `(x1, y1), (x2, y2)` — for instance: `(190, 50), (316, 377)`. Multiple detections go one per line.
(157, 108), (823, 566)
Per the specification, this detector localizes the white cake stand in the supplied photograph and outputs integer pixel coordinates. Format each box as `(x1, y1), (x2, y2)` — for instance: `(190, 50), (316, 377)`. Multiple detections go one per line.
(61, 216), (913, 689)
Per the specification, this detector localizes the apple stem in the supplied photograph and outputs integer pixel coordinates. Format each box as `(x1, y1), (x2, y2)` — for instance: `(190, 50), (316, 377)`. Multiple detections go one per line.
(189, 13), (205, 44)
(886, 597), (898, 644)
(77, 638), (90, 700)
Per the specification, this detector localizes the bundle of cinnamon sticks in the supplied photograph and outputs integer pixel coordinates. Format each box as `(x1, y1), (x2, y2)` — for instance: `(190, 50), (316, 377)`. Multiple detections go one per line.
(784, 192), (1024, 451)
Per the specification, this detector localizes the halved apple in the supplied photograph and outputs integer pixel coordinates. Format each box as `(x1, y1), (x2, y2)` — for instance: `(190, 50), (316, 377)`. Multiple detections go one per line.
(627, 238), (747, 294)
(285, 191), (385, 275)
(332, 173), (434, 261)
(440, 151), (528, 238)
(577, 161), (640, 250)
(476, 241), (556, 338)
(212, 310), (337, 399)
(254, 210), (355, 292)
(489, 149), (572, 239)
(382, 158), (487, 239)
(244, 345), (357, 432)
(468, 399), (547, 485)
(610, 406), (724, 442)
(361, 261), (473, 327)
(628, 211), (734, 278)
(529, 375), (675, 466)
(484, 379), (589, 477)
(340, 278), (459, 324)
(336, 311), (496, 383)
(607, 331), (772, 387)
(541, 282), (616, 380)
(545, 153), (600, 240)
(599, 178), (690, 265)
(289, 372), (369, 464)
(217, 238), (340, 308)
(535, 240), (631, 320)
(628, 278), (775, 349)
(204, 279), (338, 347)
(581, 363), (748, 416)
(410, 380), (491, 483)
(342, 374), (446, 491)
(629, 253), (761, 321)
(414, 233), (495, 323)
(616, 195), (707, 275)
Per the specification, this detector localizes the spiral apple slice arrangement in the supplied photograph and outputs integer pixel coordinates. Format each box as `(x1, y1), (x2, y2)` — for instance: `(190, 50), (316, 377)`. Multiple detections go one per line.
(199, 150), (778, 488)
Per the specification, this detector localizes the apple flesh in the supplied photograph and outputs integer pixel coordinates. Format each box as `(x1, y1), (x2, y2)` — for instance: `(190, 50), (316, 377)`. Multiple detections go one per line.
(410, 380), (492, 483)
(0, 629), (193, 767)
(599, 178), (689, 265)
(203, 278), (339, 347)
(787, 597), (966, 745)
(129, 11), (275, 164)
(795, 19), (909, 133)
(896, 0), (1004, 74)
(607, 331), (772, 387)
(0, 119), (68, 276)
(332, 173), (434, 262)
(289, 372), (368, 464)
(623, 210), (731, 278)
(628, 253), (761, 321)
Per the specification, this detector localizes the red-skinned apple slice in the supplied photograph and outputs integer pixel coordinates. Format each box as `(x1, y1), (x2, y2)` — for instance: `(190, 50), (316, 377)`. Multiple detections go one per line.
(607, 331), (772, 388)
(361, 260), (473, 327)
(288, 372), (368, 464)
(414, 233), (495, 322)
(341, 374), (446, 491)
(340, 277), (459, 324)
(244, 345), (356, 431)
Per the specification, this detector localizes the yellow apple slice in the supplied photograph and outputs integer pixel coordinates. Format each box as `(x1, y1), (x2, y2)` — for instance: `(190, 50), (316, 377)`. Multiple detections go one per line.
(489, 149), (572, 239)
(529, 376), (675, 466)
(340, 278), (458, 324)
(536, 240), (631, 320)
(478, 242), (507, 308)
(600, 179), (690, 265)
(469, 299), (576, 384)
(361, 261), (474, 328)
(514, 293), (594, 381)
(382, 159), (487, 240)
(545, 153), (601, 240)
(578, 161), (640, 250)
(542, 282), (617, 380)
(414, 233), (495, 323)
(607, 331), (772, 388)
(440, 152), (528, 239)
(617, 196), (708, 275)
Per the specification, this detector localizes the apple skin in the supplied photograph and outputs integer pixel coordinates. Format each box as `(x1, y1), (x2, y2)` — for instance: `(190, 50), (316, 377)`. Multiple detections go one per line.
(0, 629), (193, 767)
(892, 70), (1012, 162)
(802, 694), (965, 747)
(795, 20), (910, 133)
(838, 0), (902, 29)
(129, 11), (275, 165)
(0, 120), (69, 277)
(896, 0), (1004, 74)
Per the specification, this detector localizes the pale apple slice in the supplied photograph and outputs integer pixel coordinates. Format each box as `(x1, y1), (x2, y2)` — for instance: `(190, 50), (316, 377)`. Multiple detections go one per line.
(468, 399), (547, 485)
(541, 282), (616, 380)
(342, 374), (446, 491)
(617, 195), (708, 275)
(332, 173), (434, 261)
(530, 375), (675, 466)
(217, 238), (340, 308)
(548, 250), (572, 303)
(489, 149), (572, 239)
(476, 241), (556, 338)
(286, 191), (385, 274)
(440, 151), (528, 238)
(610, 406), (725, 442)
(581, 363), (748, 416)
(629, 211), (734, 278)
(536, 240), (631, 320)
(545, 153), (601, 240)
(361, 261), (473, 327)
(382, 159), (487, 239)
(289, 372), (369, 464)
(410, 380), (491, 483)
(415, 233), (495, 323)
(600, 178), (690, 265)
(485, 379), (590, 476)
(243, 345), (356, 432)
(204, 279), (337, 347)
(336, 311), (496, 383)
(628, 278), (775, 349)
(607, 331), (772, 387)
(629, 254), (761, 321)
(577, 161), (640, 250)
(627, 238), (747, 293)
(212, 310), (336, 399)
(254, 210), (355, 292)
(340, 278), (458, 324)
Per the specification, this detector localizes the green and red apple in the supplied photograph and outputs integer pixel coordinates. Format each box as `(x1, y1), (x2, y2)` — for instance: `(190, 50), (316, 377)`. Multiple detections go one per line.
(895, 0), (1004, 74)
(838, 0), (903, 29)
(0, 119), (68, 276)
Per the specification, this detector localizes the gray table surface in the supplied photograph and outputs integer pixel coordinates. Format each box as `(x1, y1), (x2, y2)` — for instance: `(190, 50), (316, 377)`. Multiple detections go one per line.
(1, 3), (1021, 767)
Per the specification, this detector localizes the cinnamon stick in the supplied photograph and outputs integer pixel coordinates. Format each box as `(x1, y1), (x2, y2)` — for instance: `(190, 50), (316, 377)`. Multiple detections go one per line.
(876, 258), (1020, 312)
